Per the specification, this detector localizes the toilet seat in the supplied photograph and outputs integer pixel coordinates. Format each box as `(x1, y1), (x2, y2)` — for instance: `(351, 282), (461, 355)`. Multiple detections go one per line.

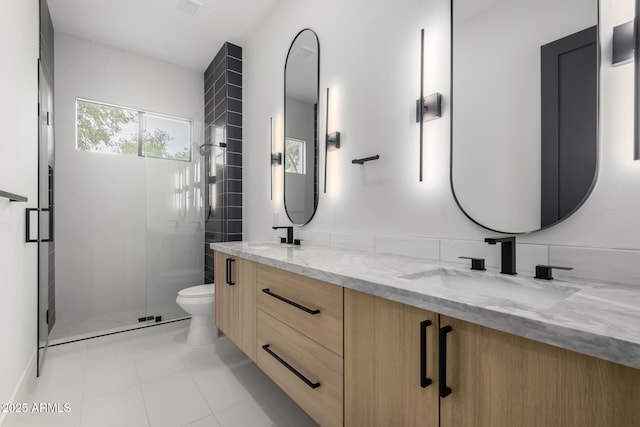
(178, 284), (214, 298)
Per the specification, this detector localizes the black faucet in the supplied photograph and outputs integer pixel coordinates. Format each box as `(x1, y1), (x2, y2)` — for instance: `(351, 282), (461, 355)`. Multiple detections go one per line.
(484, 236), (516, 275)
(273, 226), (294, 244)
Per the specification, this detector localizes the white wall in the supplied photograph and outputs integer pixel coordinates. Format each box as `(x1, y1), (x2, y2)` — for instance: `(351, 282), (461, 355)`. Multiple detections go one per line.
(54, 33), (205, 338)
(244, 0), (640, 253)
(0, 0), (39, 423)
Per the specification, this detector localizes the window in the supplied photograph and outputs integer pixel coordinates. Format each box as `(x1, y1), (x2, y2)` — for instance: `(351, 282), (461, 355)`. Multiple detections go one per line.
(76, 99), (191, 161)
(285, 137), (306, 174)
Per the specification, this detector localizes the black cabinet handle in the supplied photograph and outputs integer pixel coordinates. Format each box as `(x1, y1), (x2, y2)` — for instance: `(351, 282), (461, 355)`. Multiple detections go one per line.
(225, 258), (235, 285)
(262, 344), (320, 389)
(439, 325), (453, 398)
(420, 320), (432, 388)
(261, 288), (320, 315)
(26, 208), (38, 243)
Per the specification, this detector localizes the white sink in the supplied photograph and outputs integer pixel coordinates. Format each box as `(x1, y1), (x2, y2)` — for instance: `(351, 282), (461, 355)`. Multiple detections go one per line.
(399, 268), (579, 309)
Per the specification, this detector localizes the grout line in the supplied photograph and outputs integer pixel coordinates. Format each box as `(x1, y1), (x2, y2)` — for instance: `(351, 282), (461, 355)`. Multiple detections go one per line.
(137, 377), (153, 427)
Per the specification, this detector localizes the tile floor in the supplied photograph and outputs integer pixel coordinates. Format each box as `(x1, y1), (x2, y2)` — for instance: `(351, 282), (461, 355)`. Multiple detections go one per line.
(6, 321), (318, 427)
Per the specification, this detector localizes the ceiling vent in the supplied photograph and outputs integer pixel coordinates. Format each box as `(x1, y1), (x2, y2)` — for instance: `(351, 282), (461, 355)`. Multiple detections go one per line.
(174, 0), (203, 16)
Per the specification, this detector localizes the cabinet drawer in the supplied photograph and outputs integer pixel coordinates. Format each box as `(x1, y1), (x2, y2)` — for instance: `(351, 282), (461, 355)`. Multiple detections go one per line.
(256, 264), (343, 356)
(257, 310), (343, 427)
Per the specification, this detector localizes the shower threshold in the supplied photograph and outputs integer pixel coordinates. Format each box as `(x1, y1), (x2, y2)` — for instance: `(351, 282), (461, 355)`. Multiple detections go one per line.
(45, 316), (191, 348)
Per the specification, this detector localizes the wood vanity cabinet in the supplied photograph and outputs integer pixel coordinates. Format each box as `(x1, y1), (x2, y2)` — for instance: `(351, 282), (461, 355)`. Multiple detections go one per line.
(345, 288), (640, 427)
(345, 289), (439, 427)
(210, 254), (640, 427)
(255, 264), (344, 427)
(439, 315), (640, 427)
(213, 251), (256, 361)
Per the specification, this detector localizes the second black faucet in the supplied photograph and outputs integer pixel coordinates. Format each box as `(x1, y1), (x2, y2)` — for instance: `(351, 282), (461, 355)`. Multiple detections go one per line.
(484, 236), (517, 275)
(273, 226), (294, 244)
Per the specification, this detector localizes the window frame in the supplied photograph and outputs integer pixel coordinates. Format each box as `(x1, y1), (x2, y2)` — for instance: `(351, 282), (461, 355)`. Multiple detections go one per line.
(75, 97), (193, 162)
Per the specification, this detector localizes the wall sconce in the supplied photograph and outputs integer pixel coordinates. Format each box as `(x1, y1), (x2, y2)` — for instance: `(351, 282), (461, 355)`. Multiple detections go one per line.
(270, 117), (282, 200)
(416, 28), (442, 181)
(327, 132), (340, 150)
(612, 6), (638, 159)
(324, 87), (341, 193)
(271, 152), (282, 165)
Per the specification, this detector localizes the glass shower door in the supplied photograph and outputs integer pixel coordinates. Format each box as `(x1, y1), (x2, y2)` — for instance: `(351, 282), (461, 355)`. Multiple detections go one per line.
(144, 122), (205, 323)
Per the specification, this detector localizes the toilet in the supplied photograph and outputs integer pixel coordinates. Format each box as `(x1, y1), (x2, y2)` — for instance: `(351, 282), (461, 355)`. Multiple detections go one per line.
(176, 284), (216, 346)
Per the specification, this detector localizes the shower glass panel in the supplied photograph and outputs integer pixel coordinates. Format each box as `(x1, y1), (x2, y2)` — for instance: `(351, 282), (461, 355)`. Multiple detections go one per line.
(49, 115), (206, 343)
(145, 121), (205, 322)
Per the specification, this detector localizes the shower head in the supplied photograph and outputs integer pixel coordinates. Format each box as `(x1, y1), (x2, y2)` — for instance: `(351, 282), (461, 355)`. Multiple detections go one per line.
(197, 142), (226, 156)
(198, 143), (215, 156)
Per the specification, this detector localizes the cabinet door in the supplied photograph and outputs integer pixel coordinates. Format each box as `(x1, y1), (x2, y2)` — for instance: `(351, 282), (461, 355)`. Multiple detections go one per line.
(236, 258), (256, 360)
(345, 289), (439, 427)
(214, 252), (237, 341)
(214, 252), (256, 361)
(439, 315), (640, 427)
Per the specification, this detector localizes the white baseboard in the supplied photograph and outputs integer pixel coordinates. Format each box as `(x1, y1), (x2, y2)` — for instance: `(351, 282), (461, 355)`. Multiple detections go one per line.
(0, 350), (37, 427)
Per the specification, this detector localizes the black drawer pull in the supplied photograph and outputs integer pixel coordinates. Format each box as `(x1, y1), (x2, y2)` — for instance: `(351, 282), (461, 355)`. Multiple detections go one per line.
(226, 258), (235, 285)
(420, 320), (432, 388)
(261, 288), (320, 315)
(439, 325), (453, 398)
(262, 344), (320, 389)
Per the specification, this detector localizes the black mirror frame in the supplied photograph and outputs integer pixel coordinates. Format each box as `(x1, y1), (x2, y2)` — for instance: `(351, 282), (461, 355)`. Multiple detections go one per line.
(448, 0), (601, 235)
(283, 28), (320, 226)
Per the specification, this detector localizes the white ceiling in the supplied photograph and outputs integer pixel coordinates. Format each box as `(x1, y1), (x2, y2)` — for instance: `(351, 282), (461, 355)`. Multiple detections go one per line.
(48, 0), (281, 72)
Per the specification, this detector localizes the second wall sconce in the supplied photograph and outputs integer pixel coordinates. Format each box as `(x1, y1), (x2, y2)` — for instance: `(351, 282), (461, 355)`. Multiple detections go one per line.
(324, 87), (341, 193)
(611, 5), (639, 160)
(270, 117), (282, 200)
(416, 28), (443, 181)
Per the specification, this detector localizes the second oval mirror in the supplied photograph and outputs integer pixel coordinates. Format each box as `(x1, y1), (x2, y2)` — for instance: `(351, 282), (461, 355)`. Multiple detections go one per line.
(451, 0), (599, 233)
(284, 29), (319, 225)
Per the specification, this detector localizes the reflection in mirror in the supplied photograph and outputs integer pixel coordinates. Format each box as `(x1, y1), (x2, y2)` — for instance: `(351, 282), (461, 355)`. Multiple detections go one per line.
(451, 0), (598, 233)
(284, 29), (319, 225)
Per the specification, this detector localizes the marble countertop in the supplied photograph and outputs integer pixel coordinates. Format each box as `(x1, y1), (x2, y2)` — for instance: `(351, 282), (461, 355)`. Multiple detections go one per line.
(210, 241), (640, 370)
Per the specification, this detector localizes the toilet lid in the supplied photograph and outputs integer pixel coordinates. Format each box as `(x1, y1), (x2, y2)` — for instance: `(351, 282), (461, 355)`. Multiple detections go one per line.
(178, 284), (214, 298)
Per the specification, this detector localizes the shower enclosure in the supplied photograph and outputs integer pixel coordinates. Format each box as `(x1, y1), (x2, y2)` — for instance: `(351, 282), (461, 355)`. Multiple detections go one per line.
(50, 118), (222, 343)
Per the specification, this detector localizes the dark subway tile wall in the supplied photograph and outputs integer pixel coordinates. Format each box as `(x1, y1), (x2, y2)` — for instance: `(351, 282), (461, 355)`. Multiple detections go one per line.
(228, 112), (242, 127)
(227, 126), (242, 140)
(227, 166), (242, 180)
(227, 152), (242, 167)
(227, 193), (242, 207)
(226, 139), (242, 154)
(227, 43), (242, 59)
(228, 99), (242, 114)
(228, 86), (242, 100)
(227, 179), (242, 193)
(228, 207), (242, 220)
(227, 71), (242, 87)
(228, 57), (242, 73)
(203, 42), (243, 282)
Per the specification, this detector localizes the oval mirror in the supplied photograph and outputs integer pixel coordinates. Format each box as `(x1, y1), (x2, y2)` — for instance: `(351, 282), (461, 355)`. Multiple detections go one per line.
(284, 29), (319, 225)
(451, 0), (599, 233)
